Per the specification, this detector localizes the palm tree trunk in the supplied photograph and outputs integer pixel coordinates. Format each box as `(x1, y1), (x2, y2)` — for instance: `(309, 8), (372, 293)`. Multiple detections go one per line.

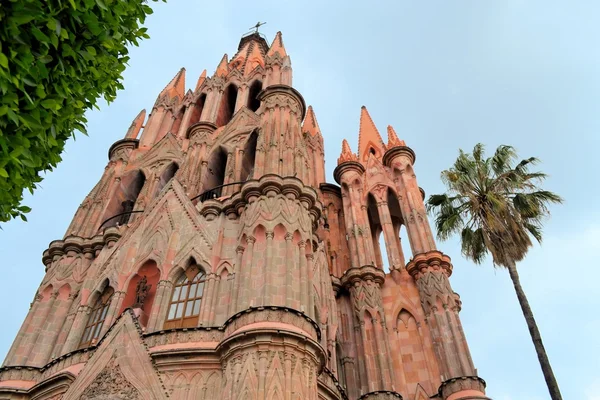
(506, 261), (562, 400)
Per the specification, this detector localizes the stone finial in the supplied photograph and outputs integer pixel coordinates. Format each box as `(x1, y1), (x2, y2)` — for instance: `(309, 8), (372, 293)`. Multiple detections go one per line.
(195, 69), (207, 92)
(302, 106), (321, 137)
(267, 31), (288, 58)
(337, 139), (359, 165)
(215, 54), (229, 77)
(125, 109), (146, 139)
(387, 125), (405, 147)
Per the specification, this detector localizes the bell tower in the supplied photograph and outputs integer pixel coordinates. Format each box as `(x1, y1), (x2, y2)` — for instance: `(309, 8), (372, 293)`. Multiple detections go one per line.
(0, 30), (489, 400)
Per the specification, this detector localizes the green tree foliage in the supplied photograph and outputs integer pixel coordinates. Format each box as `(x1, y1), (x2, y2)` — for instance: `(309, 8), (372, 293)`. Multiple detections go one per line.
(427, 144), (563, 400)
(0, 0), (162, 222)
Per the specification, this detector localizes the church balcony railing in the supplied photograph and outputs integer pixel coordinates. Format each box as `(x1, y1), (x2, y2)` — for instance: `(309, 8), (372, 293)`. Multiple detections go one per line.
(98, 210), (145, 230)
(190, 181), (245, 203)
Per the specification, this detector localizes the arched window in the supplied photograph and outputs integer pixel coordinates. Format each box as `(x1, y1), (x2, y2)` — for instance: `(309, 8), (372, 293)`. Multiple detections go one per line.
(367, 193), (384, 268)
(247, 80), (263, 112)
(80, 286), (114, 348)
(189, 93), (207, 125)
(387, 188), (408, 261)
(239, 131), (258, 182)
(216, 84), (238, 127)
(202, 147), (228, 198)
(164, 265), (206, 329)
(153, 162), (179, 198)
(170, 106), (185, 135)
(100, 170), (146, 229)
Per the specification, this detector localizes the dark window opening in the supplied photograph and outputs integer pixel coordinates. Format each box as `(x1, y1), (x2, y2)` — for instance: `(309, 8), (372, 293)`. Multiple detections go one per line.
(216, 84), (238, 127)
(247, 80), (263, 112)
(101, 170), (146, 228)
(153, 162), (179, 198)
(189, 93), (207, 125)
(80, 286), (114, 348)
(240, 131), (258, 182)
(202, 147), (228, 198)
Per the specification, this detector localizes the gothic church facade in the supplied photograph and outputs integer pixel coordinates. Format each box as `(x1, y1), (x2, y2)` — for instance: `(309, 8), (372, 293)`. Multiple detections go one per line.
(0, 31), (490, 400)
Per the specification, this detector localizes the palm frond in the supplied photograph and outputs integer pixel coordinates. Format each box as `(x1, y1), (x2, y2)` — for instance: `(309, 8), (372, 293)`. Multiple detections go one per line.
(461, 227), (487, 264)
(491, 145), (517, 176)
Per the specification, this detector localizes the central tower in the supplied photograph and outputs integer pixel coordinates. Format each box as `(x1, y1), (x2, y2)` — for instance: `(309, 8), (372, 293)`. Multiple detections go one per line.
(0, 31), (490, 400)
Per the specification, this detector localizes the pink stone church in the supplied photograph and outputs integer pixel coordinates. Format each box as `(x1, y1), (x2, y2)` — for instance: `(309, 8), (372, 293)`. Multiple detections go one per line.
(0, 31), (490, 400)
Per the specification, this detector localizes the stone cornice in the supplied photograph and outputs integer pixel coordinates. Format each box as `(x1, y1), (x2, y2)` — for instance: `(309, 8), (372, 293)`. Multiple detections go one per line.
(382, 145), (416, 167)
(340, 265), (386, 289)
(200, 174), (322, 230)
(185, 120), (217, 140)
(333, 161), (365, 184)
(358, 390), (403, 400)
(42, 229), (121, 269)
(257, 84), (307, 120)
(319, 182), (342, 198)
(438, 376), (488, 399)
(108, 138), (139, 161)
(406, 250), (453, 279)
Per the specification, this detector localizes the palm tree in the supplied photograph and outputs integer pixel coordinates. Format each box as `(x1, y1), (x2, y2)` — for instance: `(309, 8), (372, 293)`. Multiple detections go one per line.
(426, 144), (563, 400)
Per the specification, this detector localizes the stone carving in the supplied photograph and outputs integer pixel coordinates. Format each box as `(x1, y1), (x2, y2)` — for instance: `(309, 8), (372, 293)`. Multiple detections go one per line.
(415, 270), (457, 316)
(79, 359), (141, 400)
(133, 276), (152, 308)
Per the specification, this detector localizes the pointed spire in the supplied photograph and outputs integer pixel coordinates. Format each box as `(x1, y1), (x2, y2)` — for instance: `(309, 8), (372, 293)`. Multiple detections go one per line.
(195, 69), (207, 91)
(337, 139), (359, 165)
(387, 125), (405, 147)
(215, 54), (229, 77)
(267, 31), (287, 57)
(125, 109), (146, 139)
(159, 68), (185, 100)
(302, 106), (321, 137)
(357, 106), (386, 160)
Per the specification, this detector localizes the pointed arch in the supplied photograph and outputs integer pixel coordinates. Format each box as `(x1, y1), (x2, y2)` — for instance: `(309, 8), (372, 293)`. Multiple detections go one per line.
(170, 106), (186, 136)
(120, 259), (160, 327)
(153, 162), (179, 199)
(100, 169), (146, 229)
(216, 84), (238, 127)
(367, 193), (383, 268)
(247, 80), (263, 112)
(240, 130), (258, 182)
(202, 146), (228, 197)
(189, 93), (207, 124)
(387, 188), (409, 261)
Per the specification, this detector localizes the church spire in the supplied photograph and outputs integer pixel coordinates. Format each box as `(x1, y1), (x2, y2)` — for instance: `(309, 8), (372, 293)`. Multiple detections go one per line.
(358, 105), (386, 161)
(125, 109), (146, 139)
(267, 31), (287, 58)
(159, 68), (185, 101)
(302, 106), (321, 137)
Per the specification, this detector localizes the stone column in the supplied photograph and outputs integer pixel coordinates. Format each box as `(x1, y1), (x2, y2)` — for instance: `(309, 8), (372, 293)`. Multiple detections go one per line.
(199, 273), (218, 325)
(298, 240), (308, 314)
(51, 291), (80, 359)
(264, 231), (274, 304)
(62, 304), (91, 354)
(229, 246), (245, 315)
(239, 236), (255, 310)
(407, 251), (489, 399)
(376, 200), (405, 270)
(342, 266), (400, 398)
(284, 233), (294, 308)
(147, 282), (170, 332)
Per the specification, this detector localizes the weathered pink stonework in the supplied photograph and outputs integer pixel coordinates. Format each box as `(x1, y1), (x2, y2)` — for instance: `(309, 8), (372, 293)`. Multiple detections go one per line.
(0, 31), (489, 400)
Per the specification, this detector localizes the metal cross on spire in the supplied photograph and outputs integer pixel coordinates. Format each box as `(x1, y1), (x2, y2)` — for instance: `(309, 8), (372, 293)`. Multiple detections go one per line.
(250, 21), (266, 33)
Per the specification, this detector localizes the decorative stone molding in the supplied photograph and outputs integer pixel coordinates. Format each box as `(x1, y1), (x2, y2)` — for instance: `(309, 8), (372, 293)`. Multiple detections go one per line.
(108, 138), (139, 162)
(358, 390), (404, 400)
(42, 231), (121, 271)
(257, 84), (307, 119)
(340, 265), (386, 288)
(80, 358), (141, 399)
(406, 251), (453, 279)
(222, 306), (321, 342)
(198, 174), (322, 229)
(438, 376), (488, 400)
(382, 145), (416, 167)
(333, 161), (365, 184)
(186, 120), (217, 142)
(319, 367), (349, 400)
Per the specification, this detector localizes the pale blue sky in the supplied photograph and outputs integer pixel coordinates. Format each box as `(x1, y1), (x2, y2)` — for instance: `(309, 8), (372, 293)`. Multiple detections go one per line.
(1, 1), (599, 399)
